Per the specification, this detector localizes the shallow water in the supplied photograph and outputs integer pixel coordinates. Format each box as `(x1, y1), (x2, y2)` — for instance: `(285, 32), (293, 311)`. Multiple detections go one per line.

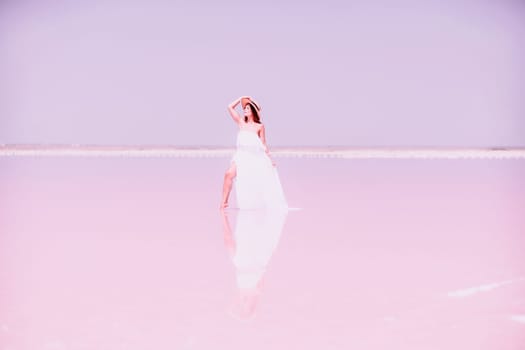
(1, 157), (524, 349)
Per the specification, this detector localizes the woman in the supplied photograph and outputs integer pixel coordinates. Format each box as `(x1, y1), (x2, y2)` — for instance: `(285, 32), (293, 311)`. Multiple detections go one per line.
(220, 96), (287, 210)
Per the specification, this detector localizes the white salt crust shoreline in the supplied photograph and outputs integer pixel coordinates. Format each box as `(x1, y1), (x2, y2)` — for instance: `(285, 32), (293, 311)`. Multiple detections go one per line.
(0, 146), (524, 159)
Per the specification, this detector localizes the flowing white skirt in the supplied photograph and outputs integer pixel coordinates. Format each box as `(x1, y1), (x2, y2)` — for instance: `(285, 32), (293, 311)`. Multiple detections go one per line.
(231, 130), (288, 210)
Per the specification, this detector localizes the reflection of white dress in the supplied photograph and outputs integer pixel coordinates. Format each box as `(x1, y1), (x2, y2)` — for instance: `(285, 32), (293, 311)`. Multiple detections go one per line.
(232, 209), (288, 289)
(231, 130), (288, 210)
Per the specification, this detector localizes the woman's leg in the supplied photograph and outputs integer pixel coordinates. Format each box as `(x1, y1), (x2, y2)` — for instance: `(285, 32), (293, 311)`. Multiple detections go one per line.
(221, 162), (237, 209)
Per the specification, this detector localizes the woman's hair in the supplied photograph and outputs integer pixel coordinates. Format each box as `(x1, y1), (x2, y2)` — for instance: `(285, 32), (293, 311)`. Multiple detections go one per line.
(244, 103), (261, 124)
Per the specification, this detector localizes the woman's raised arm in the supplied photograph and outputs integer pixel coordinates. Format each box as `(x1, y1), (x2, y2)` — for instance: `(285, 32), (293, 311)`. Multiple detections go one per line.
(227, 96), (249, 124)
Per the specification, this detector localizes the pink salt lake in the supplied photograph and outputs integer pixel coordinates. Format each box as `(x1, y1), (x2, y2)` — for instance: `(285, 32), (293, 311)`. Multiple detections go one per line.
(1, 156), (524, 349)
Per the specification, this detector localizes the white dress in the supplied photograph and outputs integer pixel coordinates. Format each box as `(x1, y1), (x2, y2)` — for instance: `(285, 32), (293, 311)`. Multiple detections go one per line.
(231, 129), (288, 210)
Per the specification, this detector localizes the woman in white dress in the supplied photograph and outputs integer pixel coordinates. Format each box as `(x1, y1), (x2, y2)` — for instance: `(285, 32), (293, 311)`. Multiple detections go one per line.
(220, 96), (288, 210)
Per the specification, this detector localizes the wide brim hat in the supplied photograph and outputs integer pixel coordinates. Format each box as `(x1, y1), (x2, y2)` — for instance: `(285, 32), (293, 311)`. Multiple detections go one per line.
(241, 97), (261, 112)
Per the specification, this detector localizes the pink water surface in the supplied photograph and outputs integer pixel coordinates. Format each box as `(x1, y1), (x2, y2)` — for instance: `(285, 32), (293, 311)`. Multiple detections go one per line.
(1, 157), (524, 349)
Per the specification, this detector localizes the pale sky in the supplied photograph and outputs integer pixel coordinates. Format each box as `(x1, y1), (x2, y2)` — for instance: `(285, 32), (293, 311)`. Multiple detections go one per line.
(1, 0), (524, 147)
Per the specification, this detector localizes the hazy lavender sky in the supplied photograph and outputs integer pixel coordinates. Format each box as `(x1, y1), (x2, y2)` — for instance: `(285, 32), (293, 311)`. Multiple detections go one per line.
(1, 0), (524, 147)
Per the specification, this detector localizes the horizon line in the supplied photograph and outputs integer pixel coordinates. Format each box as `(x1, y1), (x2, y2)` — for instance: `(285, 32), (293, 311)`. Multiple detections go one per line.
(1, 145), (524, 159)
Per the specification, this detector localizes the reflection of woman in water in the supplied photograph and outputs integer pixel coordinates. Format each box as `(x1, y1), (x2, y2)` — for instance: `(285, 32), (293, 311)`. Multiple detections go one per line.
(221, 209), (288, 320)
(221, 96), (288, 210)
